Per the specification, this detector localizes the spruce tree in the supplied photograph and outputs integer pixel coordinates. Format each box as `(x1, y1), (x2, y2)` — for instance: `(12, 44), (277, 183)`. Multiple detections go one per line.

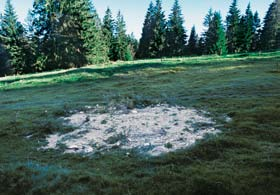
(136, 2), (155, 59)
(102, 7), (115, 60)
(0, 39), (10, 76)
(187, 26), (198, 55)
(236, 16), (247, 52)
(276, 30), (280, 49)
(237, 3), (254, 53)
(199, 8), (214, 54)
(0, 0), (27, 74)
(213, 12), (227, 55)
(205, 11), (227, 55)
(27, 0), (51, 71)
(43, 0), (87, 69)
(203, 8), (214, 28)
(0, 11), (9, 76)
(79, 0), (109, 64)
(251, 11), (261, 51)
(244, 4), (254, 52)
(203, 9), (215, 54)
(113, 11), (131, 61)
(28, 0), (50, 44)
(165, 0), (187, 57)
(126, 33), (138, 60)
(226, 0), (241, 53)
(197, 37), (205, 55)
(40, 0), (63, 70)
(260, 0), (280, 50)
(149, 0), (166, 58)
(32, 0), (109, 69)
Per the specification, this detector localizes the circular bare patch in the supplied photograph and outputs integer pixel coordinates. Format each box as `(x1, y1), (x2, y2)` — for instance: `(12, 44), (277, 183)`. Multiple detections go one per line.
(42, 104), (220, 156)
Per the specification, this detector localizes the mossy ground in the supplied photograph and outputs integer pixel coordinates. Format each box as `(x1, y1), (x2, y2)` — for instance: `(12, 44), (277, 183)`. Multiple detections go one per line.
(0, 52), (279, 194)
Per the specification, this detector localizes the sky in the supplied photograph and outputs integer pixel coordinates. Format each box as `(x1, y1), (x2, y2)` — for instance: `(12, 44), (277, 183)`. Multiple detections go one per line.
(0, 0), (273, 39)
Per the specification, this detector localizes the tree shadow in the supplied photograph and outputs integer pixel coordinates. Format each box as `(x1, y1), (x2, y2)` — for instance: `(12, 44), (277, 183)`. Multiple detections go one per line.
(0, 61), (181, 85)
(1, 55), (278, 88)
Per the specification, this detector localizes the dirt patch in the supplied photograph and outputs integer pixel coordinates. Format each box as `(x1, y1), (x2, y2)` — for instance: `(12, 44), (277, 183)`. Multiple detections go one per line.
(42, 104), (222, 156)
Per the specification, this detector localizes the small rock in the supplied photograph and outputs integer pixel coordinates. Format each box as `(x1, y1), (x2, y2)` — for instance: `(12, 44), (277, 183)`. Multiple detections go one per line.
(85, 106), (92, 109)
(225, 117), (232, 123)
(131, 110), (138, 114)
(25, 134), (33, 139)
(144, 143), (150, 146)
(68, 145), (79, 151)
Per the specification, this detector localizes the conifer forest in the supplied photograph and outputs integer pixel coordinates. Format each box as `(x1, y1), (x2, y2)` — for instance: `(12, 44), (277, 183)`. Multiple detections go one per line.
(0, 0), (279, 76)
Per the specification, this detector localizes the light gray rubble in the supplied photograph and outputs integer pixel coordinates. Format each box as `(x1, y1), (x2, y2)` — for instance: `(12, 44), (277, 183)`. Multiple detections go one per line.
(42, 104), (221, 156)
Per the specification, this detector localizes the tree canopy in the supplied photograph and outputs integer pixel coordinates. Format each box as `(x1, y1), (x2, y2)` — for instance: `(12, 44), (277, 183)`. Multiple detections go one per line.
(260, 0), (280, 50)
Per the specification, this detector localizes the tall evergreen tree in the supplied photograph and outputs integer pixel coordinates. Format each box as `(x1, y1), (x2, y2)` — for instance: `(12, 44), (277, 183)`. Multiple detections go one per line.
(187, 26), (198, 55)
(0, 10), (9, 76)
(28, 0), (127, 66)
(236, 16), (247, 52)
(0, 0), (28, 74)
(276, 30), (280, 49)
(149, 0), (166, 58)
(27, 0), (51, 72)
(0, 43), (10, 76)
(43, 0), (87, 69)
(244, 4), (255, 52)
(0, 12), (10, 76)
(136, 2), (155, 59)
(226, 0), (241, 53)
(113, 11), (131, 61)
(199, 8), (214, 54)
(237, 3), (254, 52)
(251, 11), (261, 51)
(260, 0), (280, 50)
(36, 0), (62, 70)
(203, 8), (214, 28)
(165, 0), (187, 57)
(205, 11), (227, 55)
(29, 0), (108, 70)
(102, 7), (115, 60)
(127, 33), (139, 60)
(28, 0), (50, 44)
(197, 36), (205, 55)
(79, 0), (109, 64)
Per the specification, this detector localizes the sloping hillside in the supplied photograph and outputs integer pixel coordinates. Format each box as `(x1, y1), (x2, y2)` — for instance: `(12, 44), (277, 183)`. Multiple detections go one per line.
(0, 52), (279, 194)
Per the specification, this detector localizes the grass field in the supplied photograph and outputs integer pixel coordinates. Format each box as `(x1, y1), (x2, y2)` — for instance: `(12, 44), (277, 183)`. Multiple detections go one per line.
(0, 52), (280, 194)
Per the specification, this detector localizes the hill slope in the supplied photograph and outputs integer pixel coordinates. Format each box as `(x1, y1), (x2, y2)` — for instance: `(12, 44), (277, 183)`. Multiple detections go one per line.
(0, 52), (280, 194)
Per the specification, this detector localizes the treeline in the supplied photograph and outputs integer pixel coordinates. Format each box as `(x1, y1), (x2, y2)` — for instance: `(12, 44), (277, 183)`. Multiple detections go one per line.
(0, 0), (137, 76)
(0, 0), (279, 77)
(137, 0), (280, 58)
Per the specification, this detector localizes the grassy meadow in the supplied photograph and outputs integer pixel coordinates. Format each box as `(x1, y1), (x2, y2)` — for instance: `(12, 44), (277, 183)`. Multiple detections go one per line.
(0, 52), (280, 194)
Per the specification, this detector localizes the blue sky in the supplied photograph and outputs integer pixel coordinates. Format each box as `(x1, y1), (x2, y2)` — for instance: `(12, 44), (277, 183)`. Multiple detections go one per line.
(0, 0), (273, 39)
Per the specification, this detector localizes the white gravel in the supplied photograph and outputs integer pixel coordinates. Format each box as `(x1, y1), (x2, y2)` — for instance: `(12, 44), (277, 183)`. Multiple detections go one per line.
(42, 104), (221, 156)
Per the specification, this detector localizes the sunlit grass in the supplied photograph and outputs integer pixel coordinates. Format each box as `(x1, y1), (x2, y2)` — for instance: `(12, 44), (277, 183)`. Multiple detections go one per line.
(1, 51), (279, 90)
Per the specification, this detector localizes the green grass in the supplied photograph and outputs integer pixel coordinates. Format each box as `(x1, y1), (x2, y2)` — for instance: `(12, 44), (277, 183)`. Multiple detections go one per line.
(0, 51), (280, 194)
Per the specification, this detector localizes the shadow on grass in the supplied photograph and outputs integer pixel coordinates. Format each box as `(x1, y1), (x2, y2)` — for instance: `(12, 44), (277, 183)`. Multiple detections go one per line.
(1, 54), (279, 91)
(0, 62), (163, 85)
